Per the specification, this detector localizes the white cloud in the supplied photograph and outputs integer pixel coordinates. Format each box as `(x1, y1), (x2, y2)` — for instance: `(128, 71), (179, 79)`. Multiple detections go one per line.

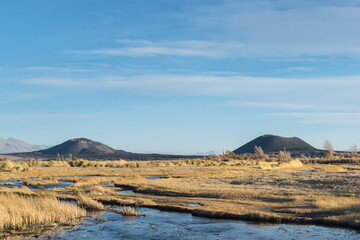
(25, 74), (360, 94)
(224, 101), (354, 111)
(23, 66), (92, 73)
(65, 40), (244, 58)
(24, 74), (360, 115)
(270, 112), (360, 124)
(188, 3), (360, 58)
(64, 3), (360, 59)
(277, 67), (316, 72)
(0, 113), (101, 121)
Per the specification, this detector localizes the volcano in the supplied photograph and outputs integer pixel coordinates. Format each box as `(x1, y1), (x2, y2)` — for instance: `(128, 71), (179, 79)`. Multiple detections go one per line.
(233, 134), (322, 156)
(15, 138), (200, 160)
(39, 138), (116, 155)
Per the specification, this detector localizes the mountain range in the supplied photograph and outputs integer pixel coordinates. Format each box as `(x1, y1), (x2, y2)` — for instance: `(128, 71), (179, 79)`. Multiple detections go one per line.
(0, 138), (49, 154)
(5, 134), (324, 160)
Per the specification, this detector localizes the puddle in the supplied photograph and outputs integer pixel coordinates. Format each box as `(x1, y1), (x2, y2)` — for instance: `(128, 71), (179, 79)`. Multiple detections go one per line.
(30, 181), (74, 190)
(146, 176), (166, 180)
(187, 203), (202, 207)
(0, 179), (24, 188)
(101, 183), (115, 187)
(35, 207), (360, 240)
(0, 179), (74, 190)
(118, 189), (135, 194)
(301, 169), (317, 173)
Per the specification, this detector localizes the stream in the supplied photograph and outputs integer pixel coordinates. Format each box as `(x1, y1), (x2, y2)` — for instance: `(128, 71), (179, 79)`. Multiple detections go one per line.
(1, 177), (359, 239)
(35, 207), (359, 240)
(0, 179), (73, 190)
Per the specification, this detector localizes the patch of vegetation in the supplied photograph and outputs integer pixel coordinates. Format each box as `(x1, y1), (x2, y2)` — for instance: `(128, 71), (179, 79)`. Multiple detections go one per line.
(0, 192), (85, 236)
(77, 193), (105, 211)
(111, 206), (145, 216)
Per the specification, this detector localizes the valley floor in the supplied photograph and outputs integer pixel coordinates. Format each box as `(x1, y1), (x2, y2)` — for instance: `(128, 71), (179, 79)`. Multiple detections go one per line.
(0, 158), (359, 238)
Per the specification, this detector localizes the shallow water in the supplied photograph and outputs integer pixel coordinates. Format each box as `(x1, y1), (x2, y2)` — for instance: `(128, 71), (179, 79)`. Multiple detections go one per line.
(118, 189), (134, 194)
(101, 183), (115, 187)
(301, 169), (317, 173)
(187, 203), (202, 207)
(146, 176), (163, 180)
(36, 207), (359, 240)
(0, 179), (73, 190)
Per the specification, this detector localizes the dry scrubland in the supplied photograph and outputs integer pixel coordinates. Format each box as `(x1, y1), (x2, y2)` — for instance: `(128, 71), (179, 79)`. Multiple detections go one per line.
(0, 153), (359, 238)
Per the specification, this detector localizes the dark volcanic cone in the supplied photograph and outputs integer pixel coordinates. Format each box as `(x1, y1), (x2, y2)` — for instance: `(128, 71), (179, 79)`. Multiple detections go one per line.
(39, 138), (116, 155)
(233, 134), (321, 156)
(26, 138), (200, 160)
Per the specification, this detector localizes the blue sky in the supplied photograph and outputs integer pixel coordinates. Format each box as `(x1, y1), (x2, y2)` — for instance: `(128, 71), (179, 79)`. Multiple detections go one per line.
(1, 0), (360, 153)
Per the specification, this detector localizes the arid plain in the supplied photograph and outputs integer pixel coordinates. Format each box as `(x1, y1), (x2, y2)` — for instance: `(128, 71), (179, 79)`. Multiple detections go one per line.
(0, 151), (359, 239)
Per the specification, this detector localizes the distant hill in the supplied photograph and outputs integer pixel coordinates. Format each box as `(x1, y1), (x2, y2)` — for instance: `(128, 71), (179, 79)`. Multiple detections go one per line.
(233, 134), (323, 156)
(0, 138), (49, 154)
(194, 150), (223, 156)
(14, 138), (201, 161)
(39, 138), (116, 155)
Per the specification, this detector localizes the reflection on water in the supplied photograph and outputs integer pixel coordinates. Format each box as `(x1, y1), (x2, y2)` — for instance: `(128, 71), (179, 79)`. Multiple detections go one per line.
(146, 176), (163, 180)
(301, 169), (317, 173)
(187, 203), (202, 207)
(118, 189), (134, 194)
(0, 179), (73, 190)
(36, 207), (359, 240)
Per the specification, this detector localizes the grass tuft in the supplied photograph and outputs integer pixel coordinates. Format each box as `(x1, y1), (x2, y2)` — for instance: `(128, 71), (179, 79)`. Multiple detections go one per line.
(0, 193), (85, 232)
(77, 193), (105, 211)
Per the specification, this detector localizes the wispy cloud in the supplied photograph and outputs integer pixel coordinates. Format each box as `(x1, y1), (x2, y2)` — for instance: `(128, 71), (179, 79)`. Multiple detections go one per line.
(23, 66), (92, 73)
(188, 2), (360, 59)
(65, 40), (242, 58)
(0, 92), (47, 104)
(0, 112), (102, 121)
(25, 74), (360, 95)
(64, 3), (360, 60)
(270, 112), (360, 124)
(277, 67), (316, 72)
(224, 101), (354, 111)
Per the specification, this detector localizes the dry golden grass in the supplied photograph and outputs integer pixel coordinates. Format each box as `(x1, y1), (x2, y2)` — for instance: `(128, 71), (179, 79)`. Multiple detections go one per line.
(77, 193), (105, 211)
(0, 192), (85, 233)
(1, 156), (360, 234)
(23, 178), (60, 186)
(0, 159), (32, 172)
(315, 164), (346, 172)
(112, 206), (144, 216)
(0, 186), (34, 195)
(88, 186), (116, 196)
(277, 159), (303, 168)
(313, 196), (360, 210)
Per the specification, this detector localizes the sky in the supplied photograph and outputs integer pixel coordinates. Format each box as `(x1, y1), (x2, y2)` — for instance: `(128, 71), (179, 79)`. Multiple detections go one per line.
(1, 0), (360, 153)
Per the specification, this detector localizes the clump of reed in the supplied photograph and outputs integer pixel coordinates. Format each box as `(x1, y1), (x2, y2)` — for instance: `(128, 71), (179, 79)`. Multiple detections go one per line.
(0, 160), (32, 172)
(313, 196), (360, 211)
(88, 186), (115, 196)
(77, 193), (104, 211)
(23, 178), (59, 186)
(72, 177), (115, 188)
(112, 206), (144, 216)
(277, 159), (303, 168)
(0, 192), (85, 232)
(316, 164), (345, 172)
(0, 186), (33, 195)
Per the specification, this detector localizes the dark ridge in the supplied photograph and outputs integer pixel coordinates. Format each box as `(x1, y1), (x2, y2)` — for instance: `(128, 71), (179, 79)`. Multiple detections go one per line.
(14, 138), (201, 161)
(233, 134), (323, 156)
